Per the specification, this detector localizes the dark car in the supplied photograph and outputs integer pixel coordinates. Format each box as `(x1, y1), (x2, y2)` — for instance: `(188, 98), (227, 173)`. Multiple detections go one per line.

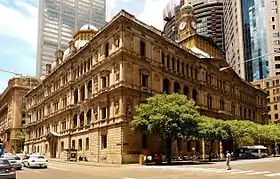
(0, 158), (16, 179)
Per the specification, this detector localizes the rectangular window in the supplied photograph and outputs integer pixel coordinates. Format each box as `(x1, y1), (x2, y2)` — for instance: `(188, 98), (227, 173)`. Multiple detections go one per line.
(78, 139), (82, 151)
(272, 17), (275, 21)
(141, 74), (149, 87)
(101, 76), (107, 88)
(273, 25), (276, 30)
(86, 138), (89, 150)
(274, 104), (278, 110)
(275, 64), (280, 69)
(161, 52), (165, 65)
(101, 107), (107, 119)
(61, 141), (64, 151)
(275, 56), (280, 61)
(140, 41), (146, 57)
(72, 140), (75, 149)
(275, 114), (279, 119)
(105, 43), (109, 58)
(101, 135), (107, 149)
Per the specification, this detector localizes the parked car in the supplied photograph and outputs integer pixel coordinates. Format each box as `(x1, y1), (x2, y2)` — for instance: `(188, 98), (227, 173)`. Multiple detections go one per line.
(22, 155), (48, 168)
(1, 155), (22, 170)
(0, 158), (16, 179)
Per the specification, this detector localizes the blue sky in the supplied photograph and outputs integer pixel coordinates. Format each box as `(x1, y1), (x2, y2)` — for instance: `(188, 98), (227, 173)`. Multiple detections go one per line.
(0, 0), (169, 93)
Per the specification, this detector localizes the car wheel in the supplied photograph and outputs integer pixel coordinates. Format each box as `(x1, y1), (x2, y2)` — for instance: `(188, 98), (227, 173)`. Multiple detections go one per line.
(27, 163), (30, 168)
(44, 166), (47, 169)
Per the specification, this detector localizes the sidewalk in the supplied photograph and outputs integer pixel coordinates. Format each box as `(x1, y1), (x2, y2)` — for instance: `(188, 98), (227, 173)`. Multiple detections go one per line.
(48, 158), (137, 168)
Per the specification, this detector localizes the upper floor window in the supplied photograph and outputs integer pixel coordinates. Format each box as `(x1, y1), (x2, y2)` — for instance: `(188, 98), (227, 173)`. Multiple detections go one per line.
(161, 52), (165, 65)
(220, 99), (225, 110)
(105, 42), (109, 58)
(140, 69), (149, 88)
(140, 41), (146, 57)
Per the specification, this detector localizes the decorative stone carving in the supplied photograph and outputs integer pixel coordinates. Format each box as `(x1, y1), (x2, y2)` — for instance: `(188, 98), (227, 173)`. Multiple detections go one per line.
(154, 73), (160, 81)
(126, 104), (132, 116)
(114, 34), (120, 48)
(93, 109), (98, 120)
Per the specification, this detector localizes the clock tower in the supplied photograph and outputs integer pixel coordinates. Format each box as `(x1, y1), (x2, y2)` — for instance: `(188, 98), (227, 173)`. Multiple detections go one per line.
(176, 2), (197, 42)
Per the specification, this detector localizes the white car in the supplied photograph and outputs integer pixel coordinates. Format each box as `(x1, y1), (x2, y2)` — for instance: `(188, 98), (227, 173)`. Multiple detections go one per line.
(1, 154), (22, 170)
(22, 155), (48, 168)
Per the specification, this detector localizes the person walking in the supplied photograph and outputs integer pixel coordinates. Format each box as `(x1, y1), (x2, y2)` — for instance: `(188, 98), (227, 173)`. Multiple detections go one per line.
(226, 151), (231, 170)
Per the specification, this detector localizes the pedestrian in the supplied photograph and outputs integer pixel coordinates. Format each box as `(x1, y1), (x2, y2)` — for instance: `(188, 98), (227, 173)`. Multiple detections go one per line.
(226, 151), (231, 170)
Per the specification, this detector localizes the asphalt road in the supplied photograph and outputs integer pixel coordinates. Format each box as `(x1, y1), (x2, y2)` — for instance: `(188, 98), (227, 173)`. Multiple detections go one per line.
(16, 158), (280, 179)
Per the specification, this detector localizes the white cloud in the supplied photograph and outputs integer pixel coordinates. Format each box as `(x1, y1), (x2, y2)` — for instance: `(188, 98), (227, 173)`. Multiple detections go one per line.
(0, 2), (38, 48)
(137, 0), (170, 30)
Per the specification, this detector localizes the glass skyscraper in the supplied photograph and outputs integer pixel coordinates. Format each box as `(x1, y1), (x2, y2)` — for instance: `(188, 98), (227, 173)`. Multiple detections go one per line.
(36, 0), (106, 78)
(242, 0), (268, 82)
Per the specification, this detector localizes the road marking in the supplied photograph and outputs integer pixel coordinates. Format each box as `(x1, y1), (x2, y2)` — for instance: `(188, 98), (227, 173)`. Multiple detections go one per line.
(231, 170), (255, 174)
(265, 173), (280, 177)
(48, 166), (69, 171)
(246, 171), (271, 175)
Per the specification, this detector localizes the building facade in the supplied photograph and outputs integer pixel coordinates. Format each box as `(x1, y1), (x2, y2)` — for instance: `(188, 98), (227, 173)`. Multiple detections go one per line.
(0, 77), (38, 153)
(224, 0), (280, 82)
(252, 76), (280, 124)
(36, 0), (106, 78)
(163, 0), (225, 50)
(24, 8), (267, 164)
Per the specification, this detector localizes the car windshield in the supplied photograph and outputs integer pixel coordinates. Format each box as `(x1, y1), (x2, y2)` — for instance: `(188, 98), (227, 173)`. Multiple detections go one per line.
(31, 156), (45, 159)
(0, 160), (10, 165)
(6, 156), (21, 160)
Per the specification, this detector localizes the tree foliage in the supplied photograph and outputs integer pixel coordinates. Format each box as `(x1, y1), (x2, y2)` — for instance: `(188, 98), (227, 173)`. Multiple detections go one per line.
(130, 93), (200, 141)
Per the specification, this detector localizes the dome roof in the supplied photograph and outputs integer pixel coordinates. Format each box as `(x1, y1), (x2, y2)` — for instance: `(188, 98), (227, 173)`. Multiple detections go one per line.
(80, 24), (98, 31)
(180, 3), (193, 11)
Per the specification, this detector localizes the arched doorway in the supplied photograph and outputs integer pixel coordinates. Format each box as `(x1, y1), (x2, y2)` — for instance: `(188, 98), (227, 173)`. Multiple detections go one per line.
(46, 132), (60, 158)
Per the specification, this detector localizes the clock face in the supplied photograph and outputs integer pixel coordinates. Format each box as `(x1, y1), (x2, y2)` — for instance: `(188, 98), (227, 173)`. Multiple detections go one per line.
(179, 22), (186, 30)
(191, 21), (197, 30)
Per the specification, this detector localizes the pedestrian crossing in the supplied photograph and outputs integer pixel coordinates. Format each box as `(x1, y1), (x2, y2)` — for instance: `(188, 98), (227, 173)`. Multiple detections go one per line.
(140, 166), (280, 177)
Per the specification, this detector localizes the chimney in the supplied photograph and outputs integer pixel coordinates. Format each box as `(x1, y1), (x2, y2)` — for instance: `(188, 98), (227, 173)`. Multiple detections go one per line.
(55, 50), (64, 64)
(46, 64), (52, 75)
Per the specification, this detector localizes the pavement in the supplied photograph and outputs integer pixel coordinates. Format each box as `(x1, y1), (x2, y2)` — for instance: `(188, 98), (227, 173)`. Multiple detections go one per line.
(16, 157), (280, 179)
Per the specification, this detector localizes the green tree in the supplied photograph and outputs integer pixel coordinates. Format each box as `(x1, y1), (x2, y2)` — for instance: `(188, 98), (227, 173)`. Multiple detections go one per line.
(130, 93), (201, 163)
(226, 120), (257, 148)
(198, 116), (231, 161)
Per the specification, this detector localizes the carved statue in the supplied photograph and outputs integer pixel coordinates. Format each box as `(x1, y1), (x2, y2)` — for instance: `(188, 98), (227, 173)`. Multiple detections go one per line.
(114, 35), (120, 48)
(126, 104), (132, 116)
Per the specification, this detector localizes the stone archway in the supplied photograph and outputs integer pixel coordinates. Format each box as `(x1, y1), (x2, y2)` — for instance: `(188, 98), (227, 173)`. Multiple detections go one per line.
(46, 132), (60, 158)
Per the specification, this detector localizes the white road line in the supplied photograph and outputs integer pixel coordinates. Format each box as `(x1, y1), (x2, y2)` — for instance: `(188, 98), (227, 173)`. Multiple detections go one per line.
(48, 166), (69, 171)
(231, 170), (255, 174)
(265, 173), (280, 177)
(246, 171), (271, 175)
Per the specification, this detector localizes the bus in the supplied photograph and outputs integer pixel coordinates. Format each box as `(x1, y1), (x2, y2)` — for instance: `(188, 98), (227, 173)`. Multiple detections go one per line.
(235, 145), (268, 159)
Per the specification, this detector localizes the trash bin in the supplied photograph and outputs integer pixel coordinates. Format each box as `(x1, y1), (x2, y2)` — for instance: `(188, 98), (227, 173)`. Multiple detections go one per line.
(139, 154), (145, 165)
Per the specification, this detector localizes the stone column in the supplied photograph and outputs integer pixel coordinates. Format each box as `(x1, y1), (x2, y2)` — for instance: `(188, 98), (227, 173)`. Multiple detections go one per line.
(111, 68), (114, 86)
(110, 100), (114, 118)
(202, 139), (206, 160)
(85, 83), (88, 99)
(97, 105), (100, 121)
(77, 114), (80, 127)
(77, 88), (80, 102)
(119, 97), (125, 115)
(98, 75), (101, 91)
(219, 141), (224, 159)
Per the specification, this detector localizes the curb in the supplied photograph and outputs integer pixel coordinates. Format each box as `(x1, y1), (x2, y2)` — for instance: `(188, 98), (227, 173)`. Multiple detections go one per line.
(49, 159), (135, 168)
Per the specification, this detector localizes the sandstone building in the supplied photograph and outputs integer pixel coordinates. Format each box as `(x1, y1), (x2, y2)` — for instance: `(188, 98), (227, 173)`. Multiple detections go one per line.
(0, 77), (38, 153)
(253, 77), (279, 124)
(24, 5), (267, 164)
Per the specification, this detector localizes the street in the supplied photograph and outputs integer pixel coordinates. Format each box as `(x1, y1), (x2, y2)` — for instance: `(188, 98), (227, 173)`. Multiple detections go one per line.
(16, 158), (280, 179)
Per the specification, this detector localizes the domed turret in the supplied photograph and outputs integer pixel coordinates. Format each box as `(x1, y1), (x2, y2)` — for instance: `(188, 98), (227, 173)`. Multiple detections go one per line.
(80, 24), (98, 31)
(180, 2), (193, 11)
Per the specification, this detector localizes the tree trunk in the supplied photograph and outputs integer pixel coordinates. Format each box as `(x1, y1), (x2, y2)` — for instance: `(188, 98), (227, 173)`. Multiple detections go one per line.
(166, 138), (172, 164)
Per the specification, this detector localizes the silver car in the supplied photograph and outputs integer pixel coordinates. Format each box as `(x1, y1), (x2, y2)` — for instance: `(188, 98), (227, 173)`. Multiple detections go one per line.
(1, 155), (22, 170)
(0, 158), (16, 179)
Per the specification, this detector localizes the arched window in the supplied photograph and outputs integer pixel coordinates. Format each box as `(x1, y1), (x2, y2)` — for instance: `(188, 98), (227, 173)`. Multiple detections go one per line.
(192, 89), (198, 103)
(86, 109), (92, 125)
(220, 98), (225, 110)
(87, 80), (92, 98)
(183, 86), (189, 97)
(163, 78), (170, 94)
(73, 114), (78, 128)
(174, 82), (180, 93)
(74, 89), (78, 104)
(80, 112), (84, 127)
(80, 85), (85, 101)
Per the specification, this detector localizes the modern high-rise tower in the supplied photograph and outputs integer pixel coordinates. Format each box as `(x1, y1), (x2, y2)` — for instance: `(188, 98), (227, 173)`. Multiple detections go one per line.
(36, 0), (106, 78)
(224, 0), (280, 82)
